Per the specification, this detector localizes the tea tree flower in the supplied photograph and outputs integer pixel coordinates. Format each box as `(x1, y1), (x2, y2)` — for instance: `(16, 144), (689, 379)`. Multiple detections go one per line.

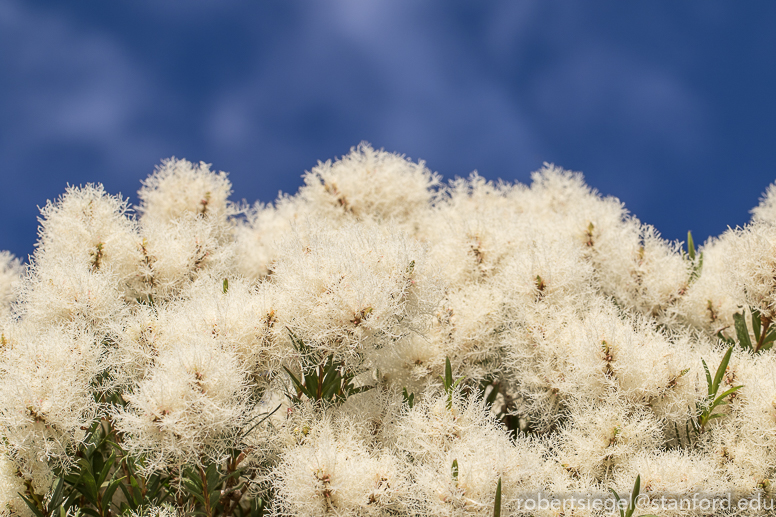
(0, 253), (21, 319)
(3, 144), (776, 516)
(272, 415), (408, 517)
(270, 221), (441, 364)
(138, 158), (235, 227)
(0, 450), (29, 517)
(554, 396), (663, 482)
(299, 142), (440, 228)
(0, 324), (102, 479)
(112, 340), (252, 474)
(34, 185), (142, 289)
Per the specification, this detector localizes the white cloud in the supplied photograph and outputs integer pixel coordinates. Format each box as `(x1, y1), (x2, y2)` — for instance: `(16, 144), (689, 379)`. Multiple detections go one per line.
(0, 0), (164, 173)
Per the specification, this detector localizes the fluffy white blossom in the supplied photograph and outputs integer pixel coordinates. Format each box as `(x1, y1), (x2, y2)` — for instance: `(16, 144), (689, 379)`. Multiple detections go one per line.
(298, 142), (440, 227)
(751, 180), (776, 225)
(0, 253), (21, 320)
(0, 450), (30, 517)
(395, 389), (550, 516)
(270, 221), (441, 365)
(0, 324), (103, 478)
(614, 450), (728, 517)
(16, 257), (125, 332)
(272, 414), (408, 517)
(33, 184), (142, 292)
(727, 222), (776, 319)
(4, 145), (776, 516)
(674, 229), (742, 336)
(138, 158), (235, 227)
(554, 396), (663, 482)
(112, 340), (252, 474)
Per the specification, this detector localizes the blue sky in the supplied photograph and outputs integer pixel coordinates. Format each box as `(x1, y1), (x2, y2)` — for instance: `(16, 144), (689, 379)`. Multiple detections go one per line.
(2, 1), (775, 260)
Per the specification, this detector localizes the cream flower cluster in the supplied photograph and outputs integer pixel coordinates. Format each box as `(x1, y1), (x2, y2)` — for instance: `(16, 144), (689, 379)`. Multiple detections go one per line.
(1, 143), (776, 517)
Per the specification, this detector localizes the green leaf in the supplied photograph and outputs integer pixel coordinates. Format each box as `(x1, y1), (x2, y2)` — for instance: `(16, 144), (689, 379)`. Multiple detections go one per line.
(49, 477), (66, 509)
(451, 459), (459, 483)
(223, 278), (229, 293)
(346, 385), (373, 396)
(17, 494), (44, 517)
(712, 346), (734, 396)
(751, 307), (762, 342)
(118, 483), (136, 508)
(182, 475), (205, 502)
(206, 463), (219, 482)
(251, 497), (265, 517)
(96, 453), (116, 487)
(716, 330), (735, 345)
(628, 474), (641, 517)
(78, 471), (100, 504)
(102, 478), (124, 514)
(444, 357), (453, 391)
(702, 360), (713, 398)
(687, 231), (696, 261)
(733, 313), (752, 350)
(451, 376), (467, 392)
(493, 477), (502, 517)
(712, 385), (743, 407)
(693, 252), (704, 281)
(283, 366), (310, 400)
(608, 488), (625, 517)
(188, 490), (208, 507)
(402, 388), (415, 408)
(81, 508), (101, 517)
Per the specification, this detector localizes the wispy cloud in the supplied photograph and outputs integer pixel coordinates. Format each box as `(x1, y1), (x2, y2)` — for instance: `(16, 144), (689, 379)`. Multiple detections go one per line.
(1, 0), (766, 258)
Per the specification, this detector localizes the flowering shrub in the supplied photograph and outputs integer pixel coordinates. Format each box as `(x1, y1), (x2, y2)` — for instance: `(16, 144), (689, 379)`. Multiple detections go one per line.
(2, 143), (776, 517)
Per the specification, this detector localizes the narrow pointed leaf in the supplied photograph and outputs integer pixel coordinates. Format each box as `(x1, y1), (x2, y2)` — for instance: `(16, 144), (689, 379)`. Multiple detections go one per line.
(283, 366), (309, 399)
(347, 385), (373, 396)
(713, 385), (743, 406)
(81, 508), (101, 517)
(444, 357), (453, 391)
(50, 477), (65, 508)
(702, 360), (713, 397)
(687, 231), (696, 261)
(751, 307), (762, 341)
(451, 376), (467, 391)
(608, 489), (624, 517)
(102, 478), (124, 513)
(18, 494), (44, 517)
(712, 347), (734, 395)
(733, 313), (752, 350)
(629, 474), (641, 517)
(493, 477), (502, 517)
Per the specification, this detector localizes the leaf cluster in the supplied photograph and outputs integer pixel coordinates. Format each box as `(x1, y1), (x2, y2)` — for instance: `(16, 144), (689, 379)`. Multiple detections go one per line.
(693, 346), (742, 435)
(719, 305), (776, 354)
(283, 329), (372, 405)
(20, 419), (167, 517)
(179, 458), (263, 517)
(18, 417), (266, 517)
